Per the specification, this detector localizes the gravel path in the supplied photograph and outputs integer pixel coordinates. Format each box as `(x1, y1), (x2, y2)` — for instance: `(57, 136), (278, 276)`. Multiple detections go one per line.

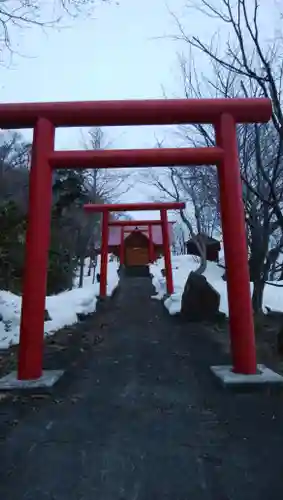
(0, 275), (283, 499)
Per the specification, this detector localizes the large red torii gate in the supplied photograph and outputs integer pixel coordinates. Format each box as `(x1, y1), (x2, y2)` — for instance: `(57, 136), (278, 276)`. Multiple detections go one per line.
(0, 97), (272, 382)
(84, 203), (183, 297)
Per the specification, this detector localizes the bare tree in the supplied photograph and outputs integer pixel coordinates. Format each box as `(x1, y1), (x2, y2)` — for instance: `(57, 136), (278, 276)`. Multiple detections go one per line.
(172, 221), (187, 255)
(0, 131), (30, 207)
(240, 121), (283, 310)
(140, 164), (211, 274)
(138, 90), (221, 273)
(169, 1), (283, 311)
(0, 0), (112, 59)
(174, 0), (283, 229)
(82, 127), (132, 204)
(76, 127), (132, 286)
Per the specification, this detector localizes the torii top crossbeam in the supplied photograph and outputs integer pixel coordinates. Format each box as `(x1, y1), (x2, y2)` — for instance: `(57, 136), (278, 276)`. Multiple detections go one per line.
(109, 220), (176, 226)
(0, 98), (271, 128)
(84, 202), (185, 212)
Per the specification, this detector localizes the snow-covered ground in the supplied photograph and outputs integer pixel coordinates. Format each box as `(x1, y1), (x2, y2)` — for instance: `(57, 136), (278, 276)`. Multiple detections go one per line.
(150, 254), (283, 316)
(0, 256), (119, 349)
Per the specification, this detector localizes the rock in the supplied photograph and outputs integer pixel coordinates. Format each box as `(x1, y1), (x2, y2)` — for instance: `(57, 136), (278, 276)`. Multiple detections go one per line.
(44, 309), (52, 321)
(0, 312), (3, 322)
(181, 271), (220, 322)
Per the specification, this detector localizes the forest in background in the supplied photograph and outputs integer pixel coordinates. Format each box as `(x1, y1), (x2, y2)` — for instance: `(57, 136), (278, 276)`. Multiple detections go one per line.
(0, 127), (130, 295)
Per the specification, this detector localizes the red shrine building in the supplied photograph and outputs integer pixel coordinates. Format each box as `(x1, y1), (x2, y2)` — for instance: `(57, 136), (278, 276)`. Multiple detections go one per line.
(101, 223), (175, 266)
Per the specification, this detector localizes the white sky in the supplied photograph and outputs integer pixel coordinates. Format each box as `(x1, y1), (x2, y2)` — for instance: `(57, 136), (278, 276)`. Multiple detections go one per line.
(0, 0), (279, 219)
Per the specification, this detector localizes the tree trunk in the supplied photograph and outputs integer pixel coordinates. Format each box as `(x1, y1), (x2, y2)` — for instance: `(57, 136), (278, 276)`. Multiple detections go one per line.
(78, 254), (85, 288)
(252, 279), (265, 314)
(194, 253), (207, 275)
(92, 254), (98, 284)
(87, 257), (92, 276)
(67, 253), (76, 290)
(192, 235), (207, 275)
(249, 254), (265, 313)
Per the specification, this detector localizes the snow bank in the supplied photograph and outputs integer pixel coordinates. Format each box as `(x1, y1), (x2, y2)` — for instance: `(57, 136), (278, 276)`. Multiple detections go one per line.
(0, 256), (119, 349)
(150, 254), (283, 316)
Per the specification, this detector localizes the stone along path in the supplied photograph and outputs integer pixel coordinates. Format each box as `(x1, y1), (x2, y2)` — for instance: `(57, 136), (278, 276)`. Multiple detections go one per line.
(1, 274), (283, 499)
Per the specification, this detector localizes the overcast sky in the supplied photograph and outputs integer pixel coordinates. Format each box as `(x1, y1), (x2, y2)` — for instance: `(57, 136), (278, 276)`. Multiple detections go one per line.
(0, 0), (279, 219)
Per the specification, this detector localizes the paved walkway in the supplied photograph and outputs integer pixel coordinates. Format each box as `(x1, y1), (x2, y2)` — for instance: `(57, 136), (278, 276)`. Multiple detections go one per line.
(1, 276), (283, 499)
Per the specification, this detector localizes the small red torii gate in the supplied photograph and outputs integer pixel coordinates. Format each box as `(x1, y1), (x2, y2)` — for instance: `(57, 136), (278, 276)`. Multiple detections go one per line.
(84, 204), (183, 297)
(108, 218), (176, 267)
(0, 97), (272, 381)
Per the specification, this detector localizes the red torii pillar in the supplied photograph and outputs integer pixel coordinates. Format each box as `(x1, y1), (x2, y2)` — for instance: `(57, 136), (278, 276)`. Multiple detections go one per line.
(148, 224), (155, 263)
(215, 114), (256, 374)
(119, 226), (125, 265)
(100, 211), (109, 297)
(160, 209), (174, 295)
(85, 203), (184, 297)
(18, 119), (55, 380)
